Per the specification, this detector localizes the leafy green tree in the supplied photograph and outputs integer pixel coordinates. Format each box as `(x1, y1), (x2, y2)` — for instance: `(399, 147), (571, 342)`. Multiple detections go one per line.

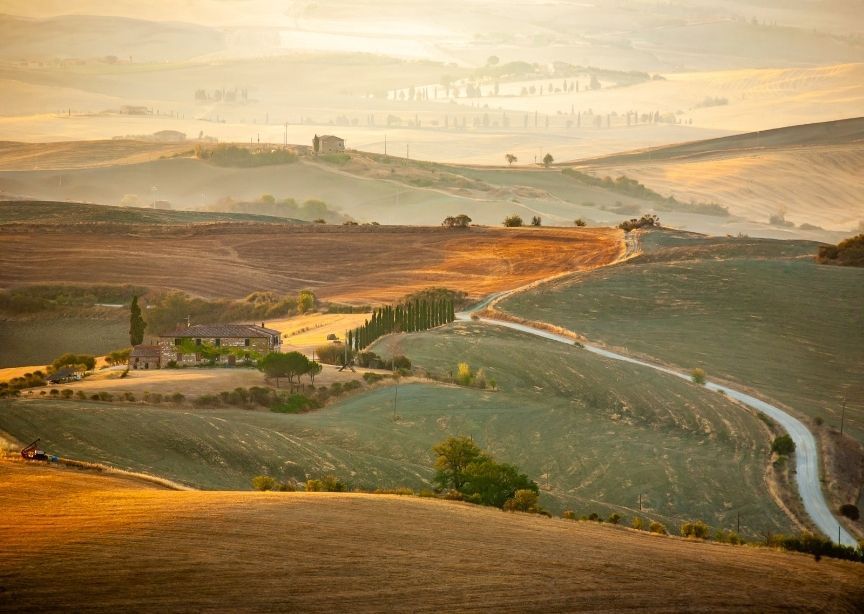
(542, 153), (554, 167)
(297, 290), (317, 313)
(461, 459), (538, 508)
(258, 352), (294, 387)
(307, 360), (322, 384)
(52, 353), (96, 372)
(129, 295), (146, 345)
(503, 489), (541, 513)
(503, 214), (523, 227)
(505, 153), (517, 166)
(432, 436), (488, 491)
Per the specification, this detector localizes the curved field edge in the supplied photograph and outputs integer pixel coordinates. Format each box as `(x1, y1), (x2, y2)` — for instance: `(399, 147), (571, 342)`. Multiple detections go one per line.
(3, 462), (863, 613)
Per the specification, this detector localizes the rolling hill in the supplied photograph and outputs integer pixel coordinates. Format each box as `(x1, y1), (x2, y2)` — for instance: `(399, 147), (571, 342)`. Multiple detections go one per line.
(2, 462), (863, 612)
(573, 117), (864, 231)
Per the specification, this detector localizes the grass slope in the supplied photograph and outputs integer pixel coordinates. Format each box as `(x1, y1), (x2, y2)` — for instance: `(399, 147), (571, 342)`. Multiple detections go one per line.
(501, 230), (864, 445)
(0, 315), (127, 368)
(3, 463), (862, 612)
(0, 321), (794, 535)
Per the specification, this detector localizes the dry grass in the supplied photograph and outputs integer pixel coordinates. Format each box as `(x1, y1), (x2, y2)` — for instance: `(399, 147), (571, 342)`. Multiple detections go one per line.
(1, 461), (862, 612)
(42, 363), (375, 397)
(268, 312), (374, 352)
(0, 225), (623, 304)
(0, 139), (192, 171)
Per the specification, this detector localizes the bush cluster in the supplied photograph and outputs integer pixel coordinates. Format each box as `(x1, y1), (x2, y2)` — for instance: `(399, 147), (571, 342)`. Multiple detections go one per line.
(0, 371), (46, 397)
(618, 214), (661, 232)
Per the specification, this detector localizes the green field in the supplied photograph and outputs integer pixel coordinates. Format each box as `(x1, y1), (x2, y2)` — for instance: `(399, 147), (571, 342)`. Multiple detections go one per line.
(0, 322), (794, 536)
(0, 316), (127, 368)
(501, 230), (864, 444)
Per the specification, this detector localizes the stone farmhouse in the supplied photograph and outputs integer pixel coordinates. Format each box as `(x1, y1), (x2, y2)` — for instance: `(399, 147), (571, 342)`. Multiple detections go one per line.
(129, 323), (282, 369)
(316, 134), (345, 154)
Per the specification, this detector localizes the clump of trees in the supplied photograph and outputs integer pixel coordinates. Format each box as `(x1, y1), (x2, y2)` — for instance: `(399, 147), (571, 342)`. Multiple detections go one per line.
(346, 296), (456, 352)
(432, 436), (540, 511)
(562, 168), (729, 217)
(531, 216), (542, 226)
(0, 371), (46, 397)
(680, 520), (711, 539)
(145, 290), (312, 334)
(442, 214), (472, 228)
(196, 144), (298, 167)
(618, 214), (660, 232)
(105, 348), (132, 366)
(817, 234), (864, 267)
(503, 214), (524, 227)
(51, 353), (96, 373)
(258, 351), (322, 389)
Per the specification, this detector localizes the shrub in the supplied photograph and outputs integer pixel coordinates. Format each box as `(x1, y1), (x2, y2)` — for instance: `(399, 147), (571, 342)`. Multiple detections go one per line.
(169, 392), (185, 404)
(649, 521), (668, 535)
(530, 215), (542, 227)
(90, 394), (100, 401)
(392, 355), (412, 370)
(315, 343), (353, 366)
(60, 389), (73, 399)
(574, 218), (587, 227)
(123, 392), (136, 402)
(771, 434), (795, 456)
(814, 416), (824, 426)
(193, 394), (220, 408)
(691, 368), (706, 385)
(75, 390), (87, 400)
(715, 529), (743, 544)
(502, 489), (541, 513)
(503, 214), (523, 227)
(363, 372), (385, 384)
(840, 503), (860, 521)
(143, 392), (163, 404)
(681, 520), (710, 539)
(607, 513), (621, 525)
(632, 517), (645, 530)
(271, 394), (320, 414)
(251, 475), (277, 491)
(326, 333), (338, 341)
(49, 388), (59, 396)
(96, 391), (113, 402)
(562, 510), (577, 520)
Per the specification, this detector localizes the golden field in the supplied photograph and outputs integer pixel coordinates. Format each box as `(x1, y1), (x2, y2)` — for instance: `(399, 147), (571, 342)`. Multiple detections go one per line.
(1, 462), (862, 612)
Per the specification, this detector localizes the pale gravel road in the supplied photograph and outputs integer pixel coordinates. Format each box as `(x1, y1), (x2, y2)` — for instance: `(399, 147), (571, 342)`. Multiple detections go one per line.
(455, 308), (858, 546)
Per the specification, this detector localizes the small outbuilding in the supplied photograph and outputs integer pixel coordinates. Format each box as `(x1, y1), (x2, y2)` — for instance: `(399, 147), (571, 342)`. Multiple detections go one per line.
(315, 134), (345, 154)
(130, 345), (163, 370)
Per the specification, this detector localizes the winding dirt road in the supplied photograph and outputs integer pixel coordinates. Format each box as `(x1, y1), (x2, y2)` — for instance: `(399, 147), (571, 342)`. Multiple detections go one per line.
(457, 233), (857, 547)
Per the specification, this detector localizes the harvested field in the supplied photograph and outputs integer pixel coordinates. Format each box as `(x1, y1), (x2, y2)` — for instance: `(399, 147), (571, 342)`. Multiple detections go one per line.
(269, 312), (374, 353)
(1, 462), (862, 612)
(0, 223), (623, 304)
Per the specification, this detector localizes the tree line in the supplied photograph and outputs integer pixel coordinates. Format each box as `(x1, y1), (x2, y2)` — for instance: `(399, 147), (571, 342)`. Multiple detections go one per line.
(348, 297), (456, 352)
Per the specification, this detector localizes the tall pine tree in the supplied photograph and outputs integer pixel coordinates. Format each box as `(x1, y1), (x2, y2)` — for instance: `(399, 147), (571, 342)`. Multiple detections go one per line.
(129, 295), (146, 346)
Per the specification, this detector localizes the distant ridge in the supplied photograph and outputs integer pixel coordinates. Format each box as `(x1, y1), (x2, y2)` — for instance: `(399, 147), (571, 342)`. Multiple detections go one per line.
(0, 200), (305, 225)
(574, 116), (864, 165)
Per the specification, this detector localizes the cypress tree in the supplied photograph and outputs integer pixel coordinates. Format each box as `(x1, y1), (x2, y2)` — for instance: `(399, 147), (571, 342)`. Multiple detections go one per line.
(129, 295), (146, 346)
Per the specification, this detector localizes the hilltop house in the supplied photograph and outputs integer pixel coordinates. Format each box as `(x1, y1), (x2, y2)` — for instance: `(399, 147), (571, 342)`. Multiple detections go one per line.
(316, 134), (345, 154)
(156, 323), (282, 366)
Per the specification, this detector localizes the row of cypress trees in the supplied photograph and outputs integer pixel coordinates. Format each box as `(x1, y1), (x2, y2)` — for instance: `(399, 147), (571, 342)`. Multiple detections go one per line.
(348, 297), (456, 351)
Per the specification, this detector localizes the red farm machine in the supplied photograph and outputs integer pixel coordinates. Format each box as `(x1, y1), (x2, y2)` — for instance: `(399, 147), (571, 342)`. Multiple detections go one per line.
(20, 439), (50, 461)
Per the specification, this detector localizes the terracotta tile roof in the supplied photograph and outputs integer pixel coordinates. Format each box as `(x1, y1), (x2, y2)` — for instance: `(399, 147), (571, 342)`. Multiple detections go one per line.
(130, 345), (162, 357)
(161, 324), (281, 339)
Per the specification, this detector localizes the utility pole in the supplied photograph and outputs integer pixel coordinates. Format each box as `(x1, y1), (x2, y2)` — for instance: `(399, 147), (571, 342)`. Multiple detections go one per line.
(840, 396), (847, 436)
(737, 512), (740, 534)
(638, 494), (642, 511)
(384, 134), (387, 156)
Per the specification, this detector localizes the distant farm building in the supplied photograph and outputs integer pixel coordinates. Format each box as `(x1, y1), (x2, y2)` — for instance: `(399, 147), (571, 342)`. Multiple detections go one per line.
(315, 134), (345, 154)
(157, 323), (282, 366)
(45, 367), (81, 383)
(129, 345), (163, 370)
(119, 105), (151, 115)
(151, 130), (186, 143)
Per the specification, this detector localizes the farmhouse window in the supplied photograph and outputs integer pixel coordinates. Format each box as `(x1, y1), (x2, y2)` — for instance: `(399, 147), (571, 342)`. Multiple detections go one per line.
(174, 338), (181, 346)
(215, 338), (221, 347)
(195, 338), (202, 346)
(245, 338), (251, 346)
